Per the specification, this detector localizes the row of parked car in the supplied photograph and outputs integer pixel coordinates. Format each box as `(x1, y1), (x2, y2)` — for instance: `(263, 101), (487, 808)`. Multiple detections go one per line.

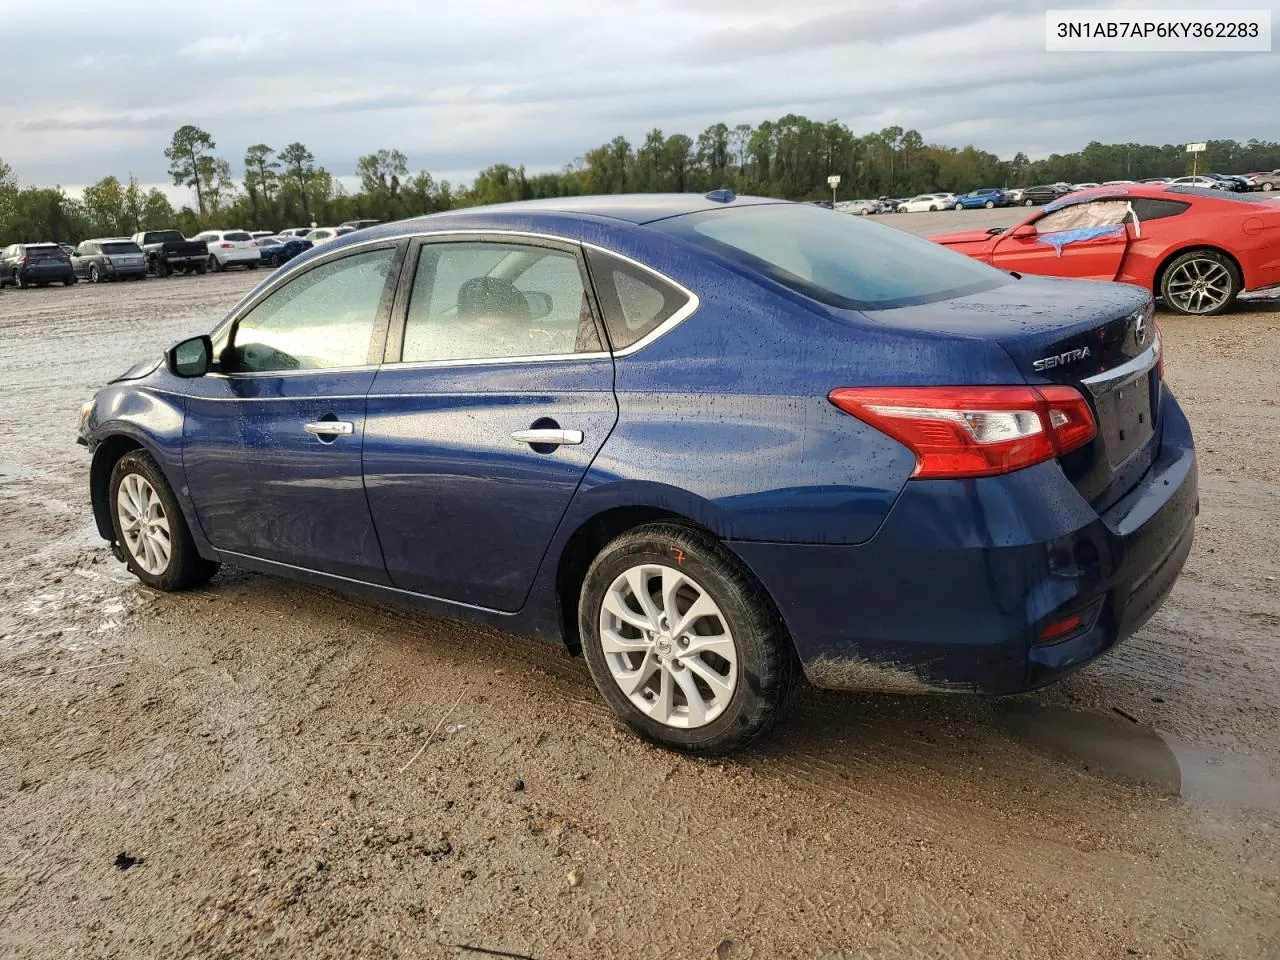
(0, 219), (382, 289)
(837, 169), (1280, 215)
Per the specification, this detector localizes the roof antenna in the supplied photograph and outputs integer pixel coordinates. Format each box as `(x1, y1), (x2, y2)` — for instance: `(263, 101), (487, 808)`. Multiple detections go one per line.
(705, 189), (736, 203)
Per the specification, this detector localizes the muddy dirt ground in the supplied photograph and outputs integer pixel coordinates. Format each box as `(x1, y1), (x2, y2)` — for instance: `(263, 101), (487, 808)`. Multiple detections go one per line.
(2, 212), (1278, 959)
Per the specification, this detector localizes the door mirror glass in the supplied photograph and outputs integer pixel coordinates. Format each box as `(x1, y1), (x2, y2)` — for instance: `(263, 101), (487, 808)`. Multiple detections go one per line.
(166, 335), (212, 377)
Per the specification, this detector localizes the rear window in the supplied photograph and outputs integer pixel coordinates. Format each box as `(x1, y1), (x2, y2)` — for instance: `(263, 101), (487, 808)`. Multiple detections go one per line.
(224, 231), (252, 241)
(1165, 186), (1277, 203)
(26, 245), (63, 258)
(100, 242), (142, 255)
(146, 231), (184, 243)
(652, 202), (1007, 311)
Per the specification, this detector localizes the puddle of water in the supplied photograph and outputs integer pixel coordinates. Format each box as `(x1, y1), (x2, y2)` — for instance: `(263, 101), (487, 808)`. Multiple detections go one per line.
(997, 703), (1280, 818)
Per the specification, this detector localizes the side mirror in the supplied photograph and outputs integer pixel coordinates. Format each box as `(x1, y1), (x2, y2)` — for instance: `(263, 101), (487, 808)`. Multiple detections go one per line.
(165, 335), (213, 378)
(1010, 224), (1036, 238)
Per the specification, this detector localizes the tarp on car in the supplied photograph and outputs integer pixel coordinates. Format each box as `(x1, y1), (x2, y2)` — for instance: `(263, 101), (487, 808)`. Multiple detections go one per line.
(1035, 198), (1138, 256)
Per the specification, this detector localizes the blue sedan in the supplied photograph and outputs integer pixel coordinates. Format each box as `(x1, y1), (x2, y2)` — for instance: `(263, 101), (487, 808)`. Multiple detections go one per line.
(77, 193), (1197, 752)
(953, 188), (1010, 209)
(257, 235), (313, 267)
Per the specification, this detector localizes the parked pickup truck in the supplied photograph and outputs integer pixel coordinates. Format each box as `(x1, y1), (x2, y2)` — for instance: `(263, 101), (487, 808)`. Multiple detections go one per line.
(131, 230), (209, 277)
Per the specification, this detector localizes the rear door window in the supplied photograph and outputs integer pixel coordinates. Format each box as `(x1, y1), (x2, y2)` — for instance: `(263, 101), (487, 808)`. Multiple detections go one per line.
(400, 241), (601, 363)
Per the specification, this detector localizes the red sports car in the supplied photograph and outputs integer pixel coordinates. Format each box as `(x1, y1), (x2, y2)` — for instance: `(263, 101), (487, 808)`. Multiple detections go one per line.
(929, 184), (1280, 315)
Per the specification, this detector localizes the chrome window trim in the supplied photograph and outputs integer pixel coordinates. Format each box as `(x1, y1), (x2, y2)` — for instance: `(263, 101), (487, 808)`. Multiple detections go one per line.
(1080, 335), (1161, 397)
(209, 366), (381, 381)
(385, 351), (612, 372)
(209, 228), (701, 364)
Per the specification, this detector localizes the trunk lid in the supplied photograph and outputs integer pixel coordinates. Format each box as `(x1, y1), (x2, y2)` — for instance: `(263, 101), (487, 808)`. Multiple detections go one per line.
(863, 275), (1160, 510)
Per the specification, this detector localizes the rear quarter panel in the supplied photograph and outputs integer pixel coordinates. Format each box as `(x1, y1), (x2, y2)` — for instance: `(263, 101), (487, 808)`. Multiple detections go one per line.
(558, 223), (1026, 546)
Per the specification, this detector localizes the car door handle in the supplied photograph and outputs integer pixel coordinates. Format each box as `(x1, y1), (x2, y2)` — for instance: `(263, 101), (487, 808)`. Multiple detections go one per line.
(510, 428), (583, 447)
(304, 420), (355, 437)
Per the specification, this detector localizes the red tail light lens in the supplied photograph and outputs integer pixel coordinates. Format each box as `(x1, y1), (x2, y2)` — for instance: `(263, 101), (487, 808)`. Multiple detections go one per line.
(218, 242), (233, 249)
(828, 385), (1097, 479)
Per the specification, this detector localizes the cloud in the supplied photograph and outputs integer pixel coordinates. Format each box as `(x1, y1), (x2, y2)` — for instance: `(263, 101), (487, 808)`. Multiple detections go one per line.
(0, 0), (1276, 189)
(178, 32), (282, 59)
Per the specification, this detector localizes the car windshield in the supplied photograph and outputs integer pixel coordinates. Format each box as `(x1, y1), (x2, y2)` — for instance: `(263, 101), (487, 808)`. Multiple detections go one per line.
(653, 202), (1008, 310)
(100, 242), (141, 255)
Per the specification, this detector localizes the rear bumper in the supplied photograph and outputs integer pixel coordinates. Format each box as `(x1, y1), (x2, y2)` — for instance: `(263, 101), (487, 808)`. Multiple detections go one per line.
(216, 251), (259, 265)
(18, 266), (73, 283)
(729, 388), (1198, 695)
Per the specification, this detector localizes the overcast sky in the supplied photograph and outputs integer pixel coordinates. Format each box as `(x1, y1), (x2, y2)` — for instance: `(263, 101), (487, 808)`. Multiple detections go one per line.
(2, 0), (1276, 201)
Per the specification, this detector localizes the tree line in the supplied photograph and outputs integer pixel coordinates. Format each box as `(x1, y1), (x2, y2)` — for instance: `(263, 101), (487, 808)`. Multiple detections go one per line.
(4, 117), (1280, 245)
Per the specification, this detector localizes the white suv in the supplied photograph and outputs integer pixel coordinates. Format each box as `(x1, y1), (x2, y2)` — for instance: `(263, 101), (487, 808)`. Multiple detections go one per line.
(191, 229), (261, 271)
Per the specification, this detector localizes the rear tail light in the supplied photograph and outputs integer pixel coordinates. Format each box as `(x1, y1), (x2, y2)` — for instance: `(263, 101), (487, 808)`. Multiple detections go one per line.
(828, 385), (1097, 479)
(218, 242), (233, 249)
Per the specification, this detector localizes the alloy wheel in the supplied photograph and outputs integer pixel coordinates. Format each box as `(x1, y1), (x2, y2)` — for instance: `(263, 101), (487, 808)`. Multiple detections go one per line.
(116, 473), (171, 575)
(1165, 258), (1233, 314)
(599, 563), (738, 729)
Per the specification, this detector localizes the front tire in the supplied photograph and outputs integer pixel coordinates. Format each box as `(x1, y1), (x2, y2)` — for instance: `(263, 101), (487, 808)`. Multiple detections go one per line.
(109, 450), (219, 591)
(579, 523), (795, 754)
(954, 203), (963, 210)
(1024, 198), (1034, 206)
(1263, 182), (1274, 192)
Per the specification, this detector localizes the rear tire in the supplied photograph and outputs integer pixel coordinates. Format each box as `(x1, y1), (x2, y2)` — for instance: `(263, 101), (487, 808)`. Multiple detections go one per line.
(208, 255), (221, 273)
(954, 203), (963, 210)
(1024, 198), (1034, 206)
(64, 276), (76, 286)
(578, 522), (795, 754)
(984, 200), (995, 208)
(1159, 249), (1240, 316)
(194, 263), (207, 275)
(109, 450), (220, 591)
(248, 261), (259, 270)
(1264, 182), (1274, 192)
(88, 265), (100, 284)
